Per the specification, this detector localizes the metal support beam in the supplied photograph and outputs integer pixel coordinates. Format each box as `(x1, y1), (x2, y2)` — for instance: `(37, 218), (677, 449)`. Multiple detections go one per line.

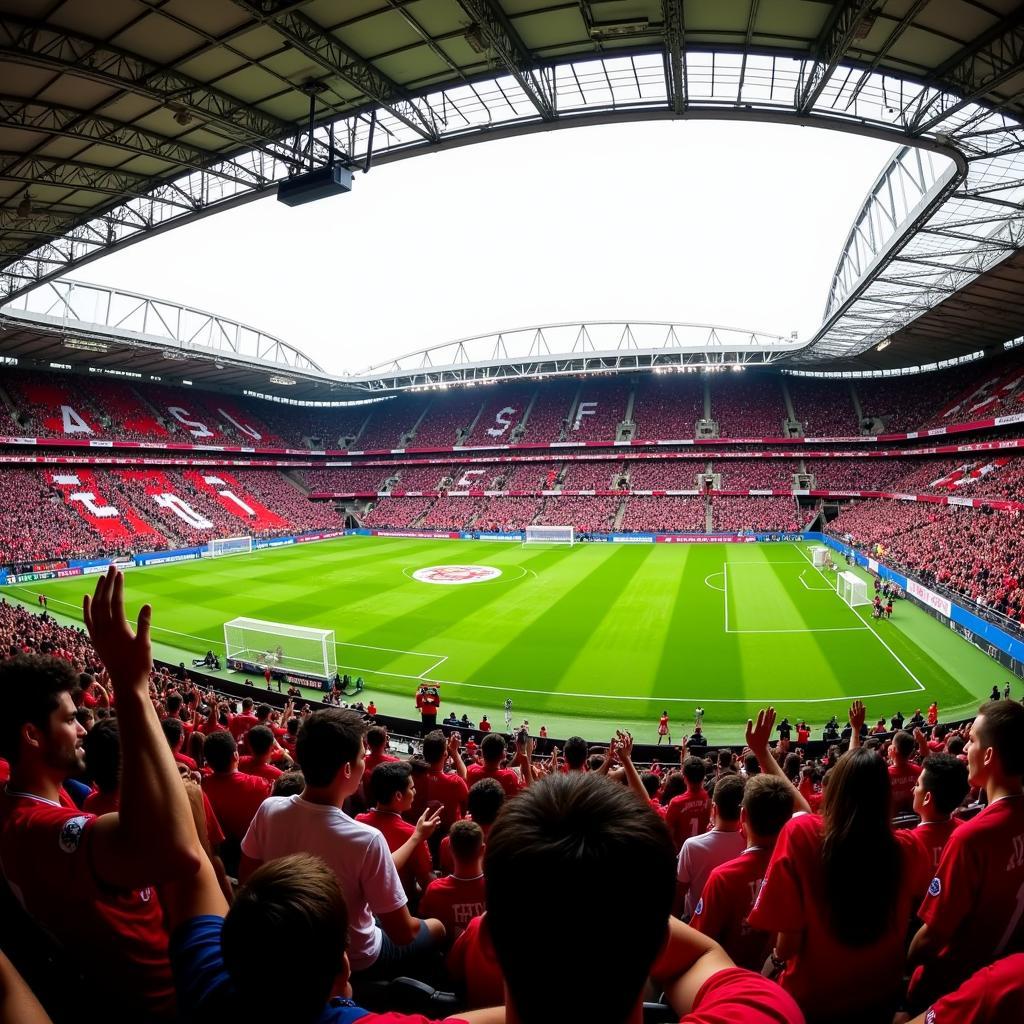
(661, 0), (686, 114)
(454, 0), (556, 120)
(231, 0), (441, 143)
(795, 0), (877, 114)
(902, 10), (1024, 134)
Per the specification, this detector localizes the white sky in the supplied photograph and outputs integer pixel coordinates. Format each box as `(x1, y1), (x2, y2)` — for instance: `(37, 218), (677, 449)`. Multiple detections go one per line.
(80, 120), (896, 374)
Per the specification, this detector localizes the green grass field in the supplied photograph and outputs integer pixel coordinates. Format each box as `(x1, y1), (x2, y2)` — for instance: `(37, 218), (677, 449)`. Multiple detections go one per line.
(11, 536), (1009, 743)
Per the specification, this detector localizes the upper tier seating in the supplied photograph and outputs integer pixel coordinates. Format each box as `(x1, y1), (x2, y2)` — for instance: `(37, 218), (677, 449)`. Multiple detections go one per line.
(356, 396), (429, 450)
(410, 393), (485, 448)
(301, 466), (391, 494)
(712, 459), (797, 489)
(626, 460), (702, 490)
(564, 380), (631, 442)
(710, 376), (787, 437)
(497, 462), (559, 490)
(632, 375), (703, 440)
(559, 461), (623, 490)
(786, 377), (859, 437)
(361, 496), (436, 529)
(467, 389), (532, 445)
(392, 464), (458, 491)
(519, 382), (576, 443)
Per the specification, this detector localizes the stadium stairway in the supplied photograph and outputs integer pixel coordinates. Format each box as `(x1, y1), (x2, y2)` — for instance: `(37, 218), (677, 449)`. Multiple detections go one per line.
(704, 498), (713, 532)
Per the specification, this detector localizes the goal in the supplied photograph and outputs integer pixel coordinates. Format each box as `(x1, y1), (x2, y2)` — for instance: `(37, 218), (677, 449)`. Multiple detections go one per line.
(811, 545), (830, 568)
(223, 616), (337, 682)
(836, 571), (870, 608)
(524, 525), (575, 547)
(208, 536), (252, 558)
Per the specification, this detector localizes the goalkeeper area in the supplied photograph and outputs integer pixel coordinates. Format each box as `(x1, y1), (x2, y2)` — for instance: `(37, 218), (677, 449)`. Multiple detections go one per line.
(16, 535), (1007, 741)
(224, 616), (337, 682)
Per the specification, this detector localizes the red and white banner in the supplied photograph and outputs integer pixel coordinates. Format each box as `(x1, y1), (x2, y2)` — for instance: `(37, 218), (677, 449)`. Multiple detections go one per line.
(906, 579), (952, 618)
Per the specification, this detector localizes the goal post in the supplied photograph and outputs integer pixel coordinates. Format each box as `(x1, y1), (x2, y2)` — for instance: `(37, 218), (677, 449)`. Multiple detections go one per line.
(208, 536), (253, 558)
(223, 616), (336, 682)
(810, 545), (830, 568)
(837, 571), (870, 608)
(524, 525), (575, 547)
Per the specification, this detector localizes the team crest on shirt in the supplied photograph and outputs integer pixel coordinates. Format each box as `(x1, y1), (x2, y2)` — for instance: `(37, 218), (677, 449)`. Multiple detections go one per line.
(693, 898), (704, 916)
(58, 816), (88, 854)
(927, 877), (941, 897)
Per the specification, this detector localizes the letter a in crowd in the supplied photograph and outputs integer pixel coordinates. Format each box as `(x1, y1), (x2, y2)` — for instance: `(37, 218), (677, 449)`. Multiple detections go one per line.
(153, 492), (214, 529)
(61, 406), (94, 435)
(202, 476), (256, 517)
(486, 407), (517, 438)
(167, 407), (213, 439)
(574, 401), (598, 430)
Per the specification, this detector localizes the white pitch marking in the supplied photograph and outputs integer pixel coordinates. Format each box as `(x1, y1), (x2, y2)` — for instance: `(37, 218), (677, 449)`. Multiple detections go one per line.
(791, 543), (925, 693)
(704, 572), (726, 593)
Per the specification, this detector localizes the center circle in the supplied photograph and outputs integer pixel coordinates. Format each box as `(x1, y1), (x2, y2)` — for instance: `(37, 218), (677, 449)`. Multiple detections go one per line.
(412, 564), (503, 585)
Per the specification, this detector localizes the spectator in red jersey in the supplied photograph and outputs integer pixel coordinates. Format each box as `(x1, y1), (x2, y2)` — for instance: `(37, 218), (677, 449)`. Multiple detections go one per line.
(365, 724), (399, 778)
(477, 715), (490, 733)
(420, 730), (469, 834)
(690, 774), (794, 969)
(907, 700), (1024, 1009)
(237, 724), (284, 781)
(562, 734), (589, 772)
(912, 753), (969, 870)
(665, 754), (712, 851)
(81, 717), (121, 816)
(239, 708), (445, 983)
(903, 953), (1024, 1024)
(200, 730), (272, 852)
(888, 730), (922, 815)
(162, 717), (198, 771)
(486, 772), (804, 1024)
(421, 819), (486, 945)
(447, 913), (504, 1010)
(674, 774), (747, 919)
(465, 733), (523, 797)
(228, 695), (258, 742)
(439, 777), (505, 875)
(355, 761), (440, 899)
(748, 716), (931, 1024)
(415, 683), (441, 733)
(927, 702), (939, 726)
(0, 568), (202, 1020)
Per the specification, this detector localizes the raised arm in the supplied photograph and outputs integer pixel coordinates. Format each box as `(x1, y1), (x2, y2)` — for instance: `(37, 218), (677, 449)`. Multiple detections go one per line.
(392, 806), (442, 875)
(745, 708), (811, 814)
(848, 700), (866, 750)
(83, 568), (202, 890)
(614, 731), (650, 805)
(447, 732), (467, 781)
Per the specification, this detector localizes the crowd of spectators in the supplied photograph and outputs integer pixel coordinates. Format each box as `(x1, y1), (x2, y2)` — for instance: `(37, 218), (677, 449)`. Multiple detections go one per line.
(518, 382), (575, 443)
(712, 459), (797, 489)
(421, 497), (485, 531)
(466, 390), (530, 445)
(410, 393), (485, 448)
(710, 376), (788, 437)
(493, 462), (557, 490)
(470, 496), (542, 532)
(619, 495), (706, 532)
(361, 496), (437, 530)
(392, 464), (459, 491)
(626, 458), (703, 490)
(565, 380), (631, 442)
(632, 374), (704, 441)
(535, 495), (620, 533)
(786, 377), (859, 437)
(712, 496), (806, 532)
(856, 374), (964, 434)
(828, 501), (1024, 624)
(558, 459), (624, 490)
(302, 466), (391, 494)
(354, 396), (430, 450)
(2, 573), (1022, 1024)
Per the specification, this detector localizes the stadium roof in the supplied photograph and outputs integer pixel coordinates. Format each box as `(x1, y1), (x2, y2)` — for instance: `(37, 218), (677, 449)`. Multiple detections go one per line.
(1, 0), (1023, 372)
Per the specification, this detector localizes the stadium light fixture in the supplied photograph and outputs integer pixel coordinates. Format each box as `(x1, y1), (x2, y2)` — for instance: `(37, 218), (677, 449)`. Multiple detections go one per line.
(876, 339), (892, 351)
(64, 336), (108, 353)
(269, 375), (296, 386)
(161, 350), (186, 360)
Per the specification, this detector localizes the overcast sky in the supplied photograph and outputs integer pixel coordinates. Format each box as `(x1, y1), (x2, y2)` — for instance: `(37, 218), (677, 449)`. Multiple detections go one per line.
(79, 120), (896, 375)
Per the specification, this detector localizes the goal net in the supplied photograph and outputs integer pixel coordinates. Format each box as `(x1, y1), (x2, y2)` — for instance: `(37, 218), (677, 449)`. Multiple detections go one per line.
(524, 525), (575, 546)
(836, 571), (870, 608)
(223, 616), (337, 681)
(209, 536), (252, 558)
(811, 546), (830, 568)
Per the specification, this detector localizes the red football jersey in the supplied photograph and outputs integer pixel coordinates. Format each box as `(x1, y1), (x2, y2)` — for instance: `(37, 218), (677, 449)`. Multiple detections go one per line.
(684, 967), (804, 1024)
(748, 812), (930, 1021)
(922, 953), (1024, 1024)
(889, 761), (922, 814)
(447, 914), (504, 1010)
(423, 770), (469, 829)
(914, 817), (962, 871)
(419, 873), (486, 942)
(201, 770), (271, 842)
(228, 712), (259, 742)
(237, 756), (283, 781)
(465, 763), (521, 798)
(0, 788), (174, 1018)
(911, 794), (1024, 1005)
(665, 788), (711, 850)
(691, 846), (773, 971)
(354, 809), (432, 888)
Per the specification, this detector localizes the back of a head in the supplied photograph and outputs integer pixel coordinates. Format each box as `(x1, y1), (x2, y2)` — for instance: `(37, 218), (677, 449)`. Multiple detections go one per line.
(711, 773), (745, 821)
(369, 761), (411, 806)
(161, 717), (184, 750)
(742, 775), (793, 839)
(975, 700), (1024, 777)
(563, 735), (588, 770)
(448, 818), (483, 863)
(223, 853), (346, 1022)
(716, 748), (732, 770)
(782, 752), (801, 782)
(821, 747), (901, 946)
(682, 755), (706, 786)
(241, 697), (254, 712)
(296, 708), (365, 787)
(85, 718), (120, 794)
(467, 777), (505, 826)
(640, 772), (661, 799)
(203, 730), (237, 774)
(246, 724), (274, 758)
(743, 752), (760, 777)
(421, 729), (446, 765)
(892, 730), (915, 758)
(486, 774), (675, 1023)
(365, 725), (388, 751)
(272, 770), (306, 797)
(480, 732), (506, 764)
(921, 753), (969, 814)
(0, 654), (79, 763)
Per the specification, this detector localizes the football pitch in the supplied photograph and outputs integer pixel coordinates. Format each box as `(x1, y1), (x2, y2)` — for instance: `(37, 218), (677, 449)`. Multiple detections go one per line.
(15, 536), (1008, 743)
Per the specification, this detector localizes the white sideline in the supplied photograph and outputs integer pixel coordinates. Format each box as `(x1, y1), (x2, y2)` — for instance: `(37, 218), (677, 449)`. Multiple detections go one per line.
(791, 543), (925, 694)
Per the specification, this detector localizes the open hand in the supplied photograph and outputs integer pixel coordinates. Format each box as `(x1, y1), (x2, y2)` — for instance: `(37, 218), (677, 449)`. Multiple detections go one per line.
(746, 707), (776, 754)
(414, 806), (443, 841)
(83, 567), (152, 693)
(849, 700), (866, 732)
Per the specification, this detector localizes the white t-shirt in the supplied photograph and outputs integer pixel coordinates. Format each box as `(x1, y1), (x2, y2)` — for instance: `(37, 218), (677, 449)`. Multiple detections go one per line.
(241, 795), (406, 969)
(677, 826), (746, 918)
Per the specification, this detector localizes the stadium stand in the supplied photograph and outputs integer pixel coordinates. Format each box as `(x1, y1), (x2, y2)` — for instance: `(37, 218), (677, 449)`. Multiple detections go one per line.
(626, 459), (702, 490)
(786, 377), (859, 437)
(620, 495), (706, 532)
(535, 495), (620, 532)
(472, 495), (543, 531)
(559, 460), (624, 490)
(410, 392), (485, 448)
(420, 496), (484, 530)
(497, 461), (558, 490)
(362, 496), (437, 529)
(710, 376), (788, 437)
(393, 463), (459, 491)
(518, 381), (575, 442)
(713, 458), (797, 489)
(466, 388), (531, 445)
(632, 374), (704, 440)
(712, 496), (805, 532)
(355, 395), (429, 450)
(301, 466), (391, 493)
(565, 379), (631, 442)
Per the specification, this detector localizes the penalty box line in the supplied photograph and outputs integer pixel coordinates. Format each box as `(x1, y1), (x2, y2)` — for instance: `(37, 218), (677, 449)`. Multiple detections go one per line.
(791, 543), (925, 694)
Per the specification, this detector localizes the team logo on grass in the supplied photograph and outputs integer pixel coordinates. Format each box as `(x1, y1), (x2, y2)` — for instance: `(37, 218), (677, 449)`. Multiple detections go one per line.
(413, 565), (502, 585)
